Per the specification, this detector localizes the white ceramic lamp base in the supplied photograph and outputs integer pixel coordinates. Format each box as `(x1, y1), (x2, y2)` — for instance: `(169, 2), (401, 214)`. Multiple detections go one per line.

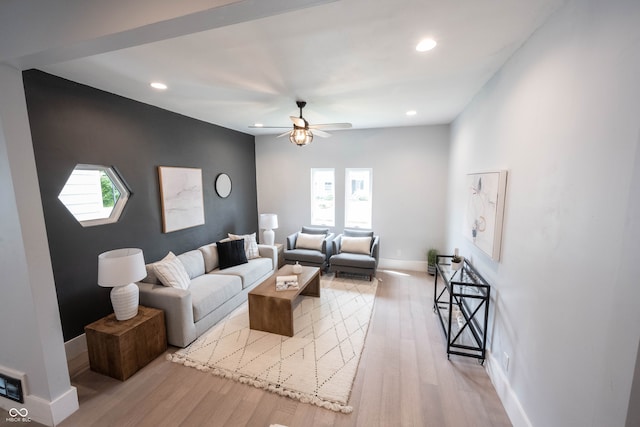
(263, 229), (275, 246)
(110, 283), (139, 320)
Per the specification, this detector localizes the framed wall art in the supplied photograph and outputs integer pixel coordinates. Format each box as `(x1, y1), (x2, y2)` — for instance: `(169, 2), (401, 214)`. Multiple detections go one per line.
(463, 170), (508, 261)
(158, 166), (205, 233)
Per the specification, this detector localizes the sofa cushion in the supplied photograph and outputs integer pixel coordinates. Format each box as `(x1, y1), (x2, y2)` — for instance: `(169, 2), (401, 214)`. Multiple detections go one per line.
(142, 264), (161, 285)
(295, 232), (325, 251)
(302, 226), (329, 235)
(341, 236), (372, 255)
(217, 239), (248, 269)
(330, 252), (376, 269)
(177, 250), (205, 279)
(198, 243), (219, 273)
(153, 252), (191, 289)
(213, 257), (272, 288)
(228, 232), (259, 260)
(189, 274), (242, 322)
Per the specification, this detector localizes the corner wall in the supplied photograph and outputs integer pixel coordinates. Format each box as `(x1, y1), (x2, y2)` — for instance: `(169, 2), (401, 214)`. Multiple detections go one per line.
(0, 64), (77, 426)
(448, 1), (640, 425)
(255, 125), (450, 269)
(23, 70), (258, 342)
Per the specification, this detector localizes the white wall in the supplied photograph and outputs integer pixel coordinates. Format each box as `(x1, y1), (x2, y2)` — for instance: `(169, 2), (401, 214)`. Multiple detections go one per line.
(448, 1), (640, 426)
(256, 125), (449, 269)
(0, 64), (78, 425)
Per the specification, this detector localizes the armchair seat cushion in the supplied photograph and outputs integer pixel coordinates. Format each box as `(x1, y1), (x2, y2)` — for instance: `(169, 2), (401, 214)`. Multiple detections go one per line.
(190, 274), (242, 322)
(284, 248), (327, 264)
(330, 252), (377, 269)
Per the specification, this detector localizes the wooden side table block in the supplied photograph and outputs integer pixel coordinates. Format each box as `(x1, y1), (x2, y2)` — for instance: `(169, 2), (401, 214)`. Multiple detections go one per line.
(85, 306), (167, 381)
(275, 243), (285, 269)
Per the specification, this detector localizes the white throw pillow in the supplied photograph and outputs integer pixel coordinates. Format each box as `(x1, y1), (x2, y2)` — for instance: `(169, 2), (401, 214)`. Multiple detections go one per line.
(228, 232), (259, 259)
(153, 252), (190, 289)
(341, 236), (372, 255)
(295, 232), (325, 251)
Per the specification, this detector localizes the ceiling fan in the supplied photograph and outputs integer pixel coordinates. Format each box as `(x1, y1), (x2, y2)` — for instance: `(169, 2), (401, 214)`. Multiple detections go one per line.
(250, 101), (352, 146)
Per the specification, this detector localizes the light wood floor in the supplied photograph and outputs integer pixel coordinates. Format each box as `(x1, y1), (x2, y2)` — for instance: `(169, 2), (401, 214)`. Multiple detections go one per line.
(2, 270), (511, 427)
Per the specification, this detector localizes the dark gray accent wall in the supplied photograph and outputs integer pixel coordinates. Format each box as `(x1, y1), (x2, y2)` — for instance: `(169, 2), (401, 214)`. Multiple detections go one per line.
(23, 70), (258, 341)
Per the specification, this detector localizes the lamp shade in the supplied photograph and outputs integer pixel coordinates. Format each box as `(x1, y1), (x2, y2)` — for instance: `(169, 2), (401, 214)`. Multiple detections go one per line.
(98, 248), (146, 287)
(259, 213), (278, 230)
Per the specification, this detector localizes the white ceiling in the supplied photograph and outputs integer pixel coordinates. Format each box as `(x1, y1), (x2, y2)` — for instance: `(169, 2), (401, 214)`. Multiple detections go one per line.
(40, 0), (563, 136)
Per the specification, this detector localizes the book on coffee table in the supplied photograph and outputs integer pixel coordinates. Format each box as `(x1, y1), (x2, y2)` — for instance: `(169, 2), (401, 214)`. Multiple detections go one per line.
(275, 275), (299, 291)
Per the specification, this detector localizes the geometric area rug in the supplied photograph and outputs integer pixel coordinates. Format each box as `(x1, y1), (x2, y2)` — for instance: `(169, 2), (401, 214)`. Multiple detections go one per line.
(168, 275), (378, 413)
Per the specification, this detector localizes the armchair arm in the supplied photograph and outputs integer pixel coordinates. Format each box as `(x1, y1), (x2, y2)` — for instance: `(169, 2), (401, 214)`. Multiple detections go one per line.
(286, 232), (298, 250)
(322, 232), (336, 257)
(257, 244), (277, 271)
(370, 236), (380, 266)
(331, 234), (343, 255)
(137, 282), (196, 348)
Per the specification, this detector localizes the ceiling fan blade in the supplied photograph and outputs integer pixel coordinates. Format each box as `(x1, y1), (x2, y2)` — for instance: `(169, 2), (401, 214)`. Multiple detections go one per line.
(309, 122), (352, 130)
(312, 129), (331, 138)
(290, 116), (306, 128)
(277, 131), (291, 138)
(248, 125), (291, 129)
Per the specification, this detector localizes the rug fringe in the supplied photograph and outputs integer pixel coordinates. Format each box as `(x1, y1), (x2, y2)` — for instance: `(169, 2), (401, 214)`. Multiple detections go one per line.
(167, 353), (354, 414)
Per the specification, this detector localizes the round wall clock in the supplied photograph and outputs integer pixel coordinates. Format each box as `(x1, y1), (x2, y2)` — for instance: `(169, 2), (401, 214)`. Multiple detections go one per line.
(215, 173), (232, 198)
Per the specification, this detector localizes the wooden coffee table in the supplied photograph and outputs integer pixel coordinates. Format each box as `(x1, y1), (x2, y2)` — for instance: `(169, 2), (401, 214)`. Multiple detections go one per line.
(248, 264), (320, 336)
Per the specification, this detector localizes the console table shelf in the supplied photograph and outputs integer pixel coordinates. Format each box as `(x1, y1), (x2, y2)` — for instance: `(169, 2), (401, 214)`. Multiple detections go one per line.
(433, 255), (490, 364)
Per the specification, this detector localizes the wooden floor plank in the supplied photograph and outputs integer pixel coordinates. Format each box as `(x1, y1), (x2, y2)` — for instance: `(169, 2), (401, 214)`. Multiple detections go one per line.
(51, 269), (511, 427)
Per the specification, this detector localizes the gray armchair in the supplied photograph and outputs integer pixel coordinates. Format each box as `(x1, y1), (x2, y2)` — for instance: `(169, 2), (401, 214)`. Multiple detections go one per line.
(284, 226), (335, 271)
(329, 229), (379, 281)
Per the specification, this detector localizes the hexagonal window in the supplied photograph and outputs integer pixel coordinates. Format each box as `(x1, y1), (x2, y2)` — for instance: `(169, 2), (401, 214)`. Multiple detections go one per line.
(58, 164), (130, 227)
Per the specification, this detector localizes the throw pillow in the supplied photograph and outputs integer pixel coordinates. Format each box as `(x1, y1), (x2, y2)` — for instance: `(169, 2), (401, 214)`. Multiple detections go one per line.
(217, 239), (248, 269)
(228, 232), (259, 259)
(153, 252), (191, 289)
(295, 232), (325, 251)
(340, 236), (372, 255)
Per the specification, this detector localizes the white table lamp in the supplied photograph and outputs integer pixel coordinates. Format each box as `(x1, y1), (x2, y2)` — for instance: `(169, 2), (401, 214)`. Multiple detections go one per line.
(259, 213), (278, 246)
(98, 248), (146, 321)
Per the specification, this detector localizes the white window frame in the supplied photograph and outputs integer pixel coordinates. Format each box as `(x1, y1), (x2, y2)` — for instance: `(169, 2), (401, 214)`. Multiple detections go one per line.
(345, 168), (372, 229)
(310, 168), (335, 226)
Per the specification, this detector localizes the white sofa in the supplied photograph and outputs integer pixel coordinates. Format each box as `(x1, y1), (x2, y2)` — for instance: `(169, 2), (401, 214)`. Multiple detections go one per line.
(137, 242), (277, 347)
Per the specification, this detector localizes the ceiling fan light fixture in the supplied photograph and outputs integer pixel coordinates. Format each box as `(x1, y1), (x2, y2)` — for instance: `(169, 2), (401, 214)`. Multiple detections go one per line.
(290, 127), (313, 146)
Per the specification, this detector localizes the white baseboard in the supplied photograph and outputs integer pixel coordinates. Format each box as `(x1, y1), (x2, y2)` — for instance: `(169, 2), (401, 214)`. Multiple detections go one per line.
(64, 333), (87, 360)
(485, 350), (532, 427)
(24, 386), (79, 426)
(378, 258), (427, 272)
(0, 364), (78, 426)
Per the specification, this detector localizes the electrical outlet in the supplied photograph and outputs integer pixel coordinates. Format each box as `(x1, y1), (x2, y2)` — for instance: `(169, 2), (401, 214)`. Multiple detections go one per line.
(503, 352), (510, 372)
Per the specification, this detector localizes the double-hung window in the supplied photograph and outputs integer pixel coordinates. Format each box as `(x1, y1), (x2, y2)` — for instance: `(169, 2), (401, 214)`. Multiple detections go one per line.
(310, 168), (335, 226)
(345, 168), (372, 229)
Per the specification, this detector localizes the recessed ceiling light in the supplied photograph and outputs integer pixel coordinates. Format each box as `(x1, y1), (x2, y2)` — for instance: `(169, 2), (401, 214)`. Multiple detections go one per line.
(150, 82), (167, 90)
(254, 123), (264, 127)
(406, 110), (417, 116)
(416, 38), (437, 52)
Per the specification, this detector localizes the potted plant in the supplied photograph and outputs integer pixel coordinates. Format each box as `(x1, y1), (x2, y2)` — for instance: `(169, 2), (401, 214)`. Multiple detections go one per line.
(427, 249), (438, 275)
(451, 248), (464, 271)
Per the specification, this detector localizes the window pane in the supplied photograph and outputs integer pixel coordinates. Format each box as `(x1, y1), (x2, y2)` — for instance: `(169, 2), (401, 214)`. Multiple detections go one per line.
(58, 164), (130, 227)
(345, 168), (372, 229)
(311, 168), (335, 226)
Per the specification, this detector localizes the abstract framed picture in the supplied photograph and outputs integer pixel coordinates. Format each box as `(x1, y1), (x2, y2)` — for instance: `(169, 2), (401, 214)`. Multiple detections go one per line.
(158, 166), (205, 233)
(463, 170), (508, 261)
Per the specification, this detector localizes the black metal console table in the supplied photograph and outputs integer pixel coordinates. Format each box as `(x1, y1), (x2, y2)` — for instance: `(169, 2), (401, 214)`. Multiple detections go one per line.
(433, 255), (490, 364)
